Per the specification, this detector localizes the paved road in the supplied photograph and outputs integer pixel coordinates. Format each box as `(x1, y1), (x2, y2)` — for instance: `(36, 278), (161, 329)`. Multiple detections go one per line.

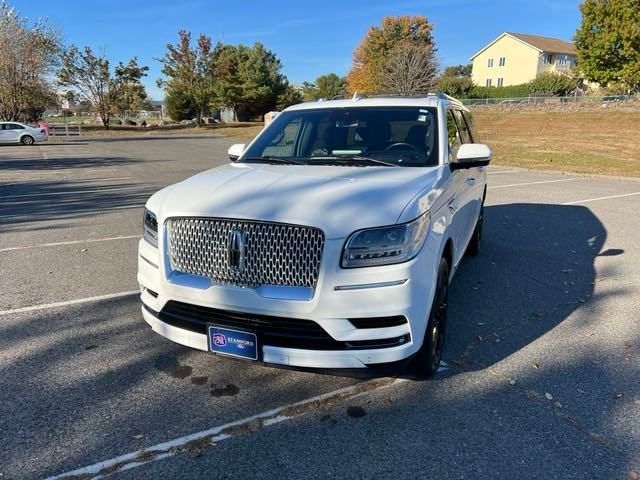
(0, 136), (638, 479)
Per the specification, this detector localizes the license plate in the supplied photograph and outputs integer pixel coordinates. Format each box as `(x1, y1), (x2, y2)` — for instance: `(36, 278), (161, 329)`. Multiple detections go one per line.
(208, 326), (258, 361)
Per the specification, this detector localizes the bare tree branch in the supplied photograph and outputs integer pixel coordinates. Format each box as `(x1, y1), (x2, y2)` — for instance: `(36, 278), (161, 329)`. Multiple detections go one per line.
(378, 44), (439, 95)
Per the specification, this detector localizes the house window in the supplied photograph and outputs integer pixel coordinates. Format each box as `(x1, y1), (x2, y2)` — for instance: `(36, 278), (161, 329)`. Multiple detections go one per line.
(557, 54), (570, 66)
(486, 78), (492, 87)
(544, 54), (553, 64)
(499, 57), (506, 67)
(487, 58), (494, 68)
(497, 78), (504, 87)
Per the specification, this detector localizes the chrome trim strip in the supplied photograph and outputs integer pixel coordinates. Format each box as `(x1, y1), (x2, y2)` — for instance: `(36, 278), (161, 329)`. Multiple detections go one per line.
(140, 254), (159, 269)
(334, 279), (408, 291)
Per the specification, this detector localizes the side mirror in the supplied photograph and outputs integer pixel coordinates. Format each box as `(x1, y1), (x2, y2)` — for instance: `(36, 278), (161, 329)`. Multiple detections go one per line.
(450, 144), (492, 170)
(227, 143), (246, 161)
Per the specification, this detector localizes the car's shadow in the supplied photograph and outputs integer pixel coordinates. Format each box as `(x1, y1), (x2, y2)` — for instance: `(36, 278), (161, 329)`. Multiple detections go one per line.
(445, 202), (621, 371)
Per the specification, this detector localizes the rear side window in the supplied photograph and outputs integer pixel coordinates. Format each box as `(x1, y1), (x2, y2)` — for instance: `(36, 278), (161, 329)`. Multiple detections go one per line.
(446, 110), (463, 162)
(6, 123), (24, 130)
(452, 110), (472, 144)
(461, 111), (478, 142)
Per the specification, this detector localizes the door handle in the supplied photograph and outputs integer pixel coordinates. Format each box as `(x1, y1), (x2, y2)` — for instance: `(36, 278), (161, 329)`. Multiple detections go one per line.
(447, 197), (458, 213)
(466, 177), (477, 185)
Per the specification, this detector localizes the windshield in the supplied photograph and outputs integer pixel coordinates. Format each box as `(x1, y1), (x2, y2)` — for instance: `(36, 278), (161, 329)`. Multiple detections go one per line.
(241, 106), (439, 167)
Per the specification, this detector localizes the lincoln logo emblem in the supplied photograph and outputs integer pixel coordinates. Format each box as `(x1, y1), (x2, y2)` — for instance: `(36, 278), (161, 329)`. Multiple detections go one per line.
(228, 229), (247, 273)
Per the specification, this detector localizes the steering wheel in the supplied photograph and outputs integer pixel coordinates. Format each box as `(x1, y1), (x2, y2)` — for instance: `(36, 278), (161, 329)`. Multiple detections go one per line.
(384, 142), (419, 152)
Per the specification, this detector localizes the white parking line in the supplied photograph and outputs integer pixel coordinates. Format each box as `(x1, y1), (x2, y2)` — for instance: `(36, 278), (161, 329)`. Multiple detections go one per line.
(0, 186), (138, 200)
(562, 191), (640, 205)
(0, 235), (140, 253)
(0, 169), (119, 177)
(488, 178), (576, 190)
(1, 177), (132, 185)
(46, 377), (407, 480)
(0, 291), (139, 317)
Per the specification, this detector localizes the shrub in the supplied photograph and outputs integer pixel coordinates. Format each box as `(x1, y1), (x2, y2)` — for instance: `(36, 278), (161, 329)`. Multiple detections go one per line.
(468, 83), (531, 99)
(437, 76), (474, 98)
(528, 72), (577, 96)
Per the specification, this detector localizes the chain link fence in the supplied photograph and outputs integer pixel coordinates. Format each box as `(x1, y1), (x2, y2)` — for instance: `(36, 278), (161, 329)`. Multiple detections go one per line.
(461, 93), (639, 106)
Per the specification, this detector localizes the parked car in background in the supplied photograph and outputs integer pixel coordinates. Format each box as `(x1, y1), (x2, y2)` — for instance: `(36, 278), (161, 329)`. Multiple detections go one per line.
(0, 121), (48, 145)
(138, 93), (492, 379)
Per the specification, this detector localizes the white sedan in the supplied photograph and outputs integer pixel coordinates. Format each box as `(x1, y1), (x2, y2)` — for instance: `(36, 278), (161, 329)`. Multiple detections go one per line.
(0, 122), (48, 145)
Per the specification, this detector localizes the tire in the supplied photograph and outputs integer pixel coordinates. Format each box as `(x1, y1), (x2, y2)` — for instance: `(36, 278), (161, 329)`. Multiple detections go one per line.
(466, 204), (484, 257)
(21, 135), (35, 146)
(413, 257), (449, 379)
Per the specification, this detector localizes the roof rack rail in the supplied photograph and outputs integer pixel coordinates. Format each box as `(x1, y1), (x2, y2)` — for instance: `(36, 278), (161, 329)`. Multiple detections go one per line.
(435, 92), (463, 106)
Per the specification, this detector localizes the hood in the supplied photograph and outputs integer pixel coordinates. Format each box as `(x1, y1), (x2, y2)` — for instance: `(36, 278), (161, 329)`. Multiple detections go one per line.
(149, 163), (440, 239)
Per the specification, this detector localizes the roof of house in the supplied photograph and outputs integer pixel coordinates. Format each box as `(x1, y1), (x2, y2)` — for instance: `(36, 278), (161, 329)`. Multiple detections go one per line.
(507, 32), (577, 55)
(469, 32), (577, 60)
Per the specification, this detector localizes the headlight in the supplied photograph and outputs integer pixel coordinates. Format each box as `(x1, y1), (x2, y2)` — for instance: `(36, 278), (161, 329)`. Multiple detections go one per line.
(143, 208), (158, 247)
(341, 213), (430, 268)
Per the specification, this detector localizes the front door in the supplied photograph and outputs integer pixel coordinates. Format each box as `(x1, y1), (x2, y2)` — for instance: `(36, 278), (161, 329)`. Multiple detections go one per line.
(445, 109), (475, 267)
(5, 123), (25, 142)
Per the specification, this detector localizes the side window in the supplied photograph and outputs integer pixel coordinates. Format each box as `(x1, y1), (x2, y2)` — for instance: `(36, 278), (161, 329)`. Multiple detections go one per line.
(452, 110), (472, 144)
(446, 110), (462, 162)
(8, 123), (24, 130)
(262, 117), (302, 157)
(461, 111), (478, 143)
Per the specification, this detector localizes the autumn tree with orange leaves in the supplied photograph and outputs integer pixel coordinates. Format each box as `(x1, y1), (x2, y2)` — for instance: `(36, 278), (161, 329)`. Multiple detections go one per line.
(346, 16), (437, 94)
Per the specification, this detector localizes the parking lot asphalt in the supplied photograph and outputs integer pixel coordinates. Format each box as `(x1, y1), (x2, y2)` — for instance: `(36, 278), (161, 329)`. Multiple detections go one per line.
(1, 136), (639, 479)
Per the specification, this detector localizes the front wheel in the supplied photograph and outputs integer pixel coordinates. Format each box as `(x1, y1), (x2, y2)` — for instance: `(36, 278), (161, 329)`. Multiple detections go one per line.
(21, 135), (35, 146)
(413, 257), (449, 379)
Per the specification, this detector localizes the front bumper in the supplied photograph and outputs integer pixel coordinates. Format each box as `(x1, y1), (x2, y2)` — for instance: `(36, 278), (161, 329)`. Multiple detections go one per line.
(141, 305), (415, 369)
(138, 233), (440, 369)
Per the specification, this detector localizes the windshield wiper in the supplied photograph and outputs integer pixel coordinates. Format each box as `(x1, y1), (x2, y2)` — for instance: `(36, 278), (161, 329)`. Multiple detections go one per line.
(307, 156), (399, 167)
(242, 156), (304, 165)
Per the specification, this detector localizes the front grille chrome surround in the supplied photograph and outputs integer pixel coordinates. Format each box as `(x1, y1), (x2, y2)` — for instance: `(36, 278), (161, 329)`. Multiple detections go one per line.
(166, 217), (325, 289)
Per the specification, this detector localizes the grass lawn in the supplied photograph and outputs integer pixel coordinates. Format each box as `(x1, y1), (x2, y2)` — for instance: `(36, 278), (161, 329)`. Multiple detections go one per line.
(474, 110), (640, 177)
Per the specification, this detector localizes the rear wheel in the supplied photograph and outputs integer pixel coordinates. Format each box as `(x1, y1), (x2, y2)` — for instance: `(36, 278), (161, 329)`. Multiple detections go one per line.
(21, 135), (35, 146)
(413, 257), (449, 379)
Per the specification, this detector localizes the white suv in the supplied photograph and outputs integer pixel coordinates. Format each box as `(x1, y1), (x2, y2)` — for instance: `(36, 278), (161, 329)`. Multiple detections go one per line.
(138, 94), (491, 378)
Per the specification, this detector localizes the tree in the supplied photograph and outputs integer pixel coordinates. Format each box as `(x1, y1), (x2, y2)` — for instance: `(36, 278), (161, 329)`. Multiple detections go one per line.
(436, 63), (474, 98)
(212, 42), (288, 119)
(276, 83), (303, 110)
(378, 44), (438, 95)
(346, 15), (436, 94)
(442, 64), (472, 79)
(0, 1), (60, 121)
(158, 30), (215, 124)
(165, 88), (197, 121)
(436, 76), (474, 98)
(301, 73), (346, 100)
(112, 58), (150, 118)
(574, 0), (640, 92)
(59, 46), (149, 128)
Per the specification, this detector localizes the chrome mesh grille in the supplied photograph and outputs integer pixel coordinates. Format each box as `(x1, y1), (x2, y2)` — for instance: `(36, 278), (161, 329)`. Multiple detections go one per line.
(166, 218), (325, 288)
